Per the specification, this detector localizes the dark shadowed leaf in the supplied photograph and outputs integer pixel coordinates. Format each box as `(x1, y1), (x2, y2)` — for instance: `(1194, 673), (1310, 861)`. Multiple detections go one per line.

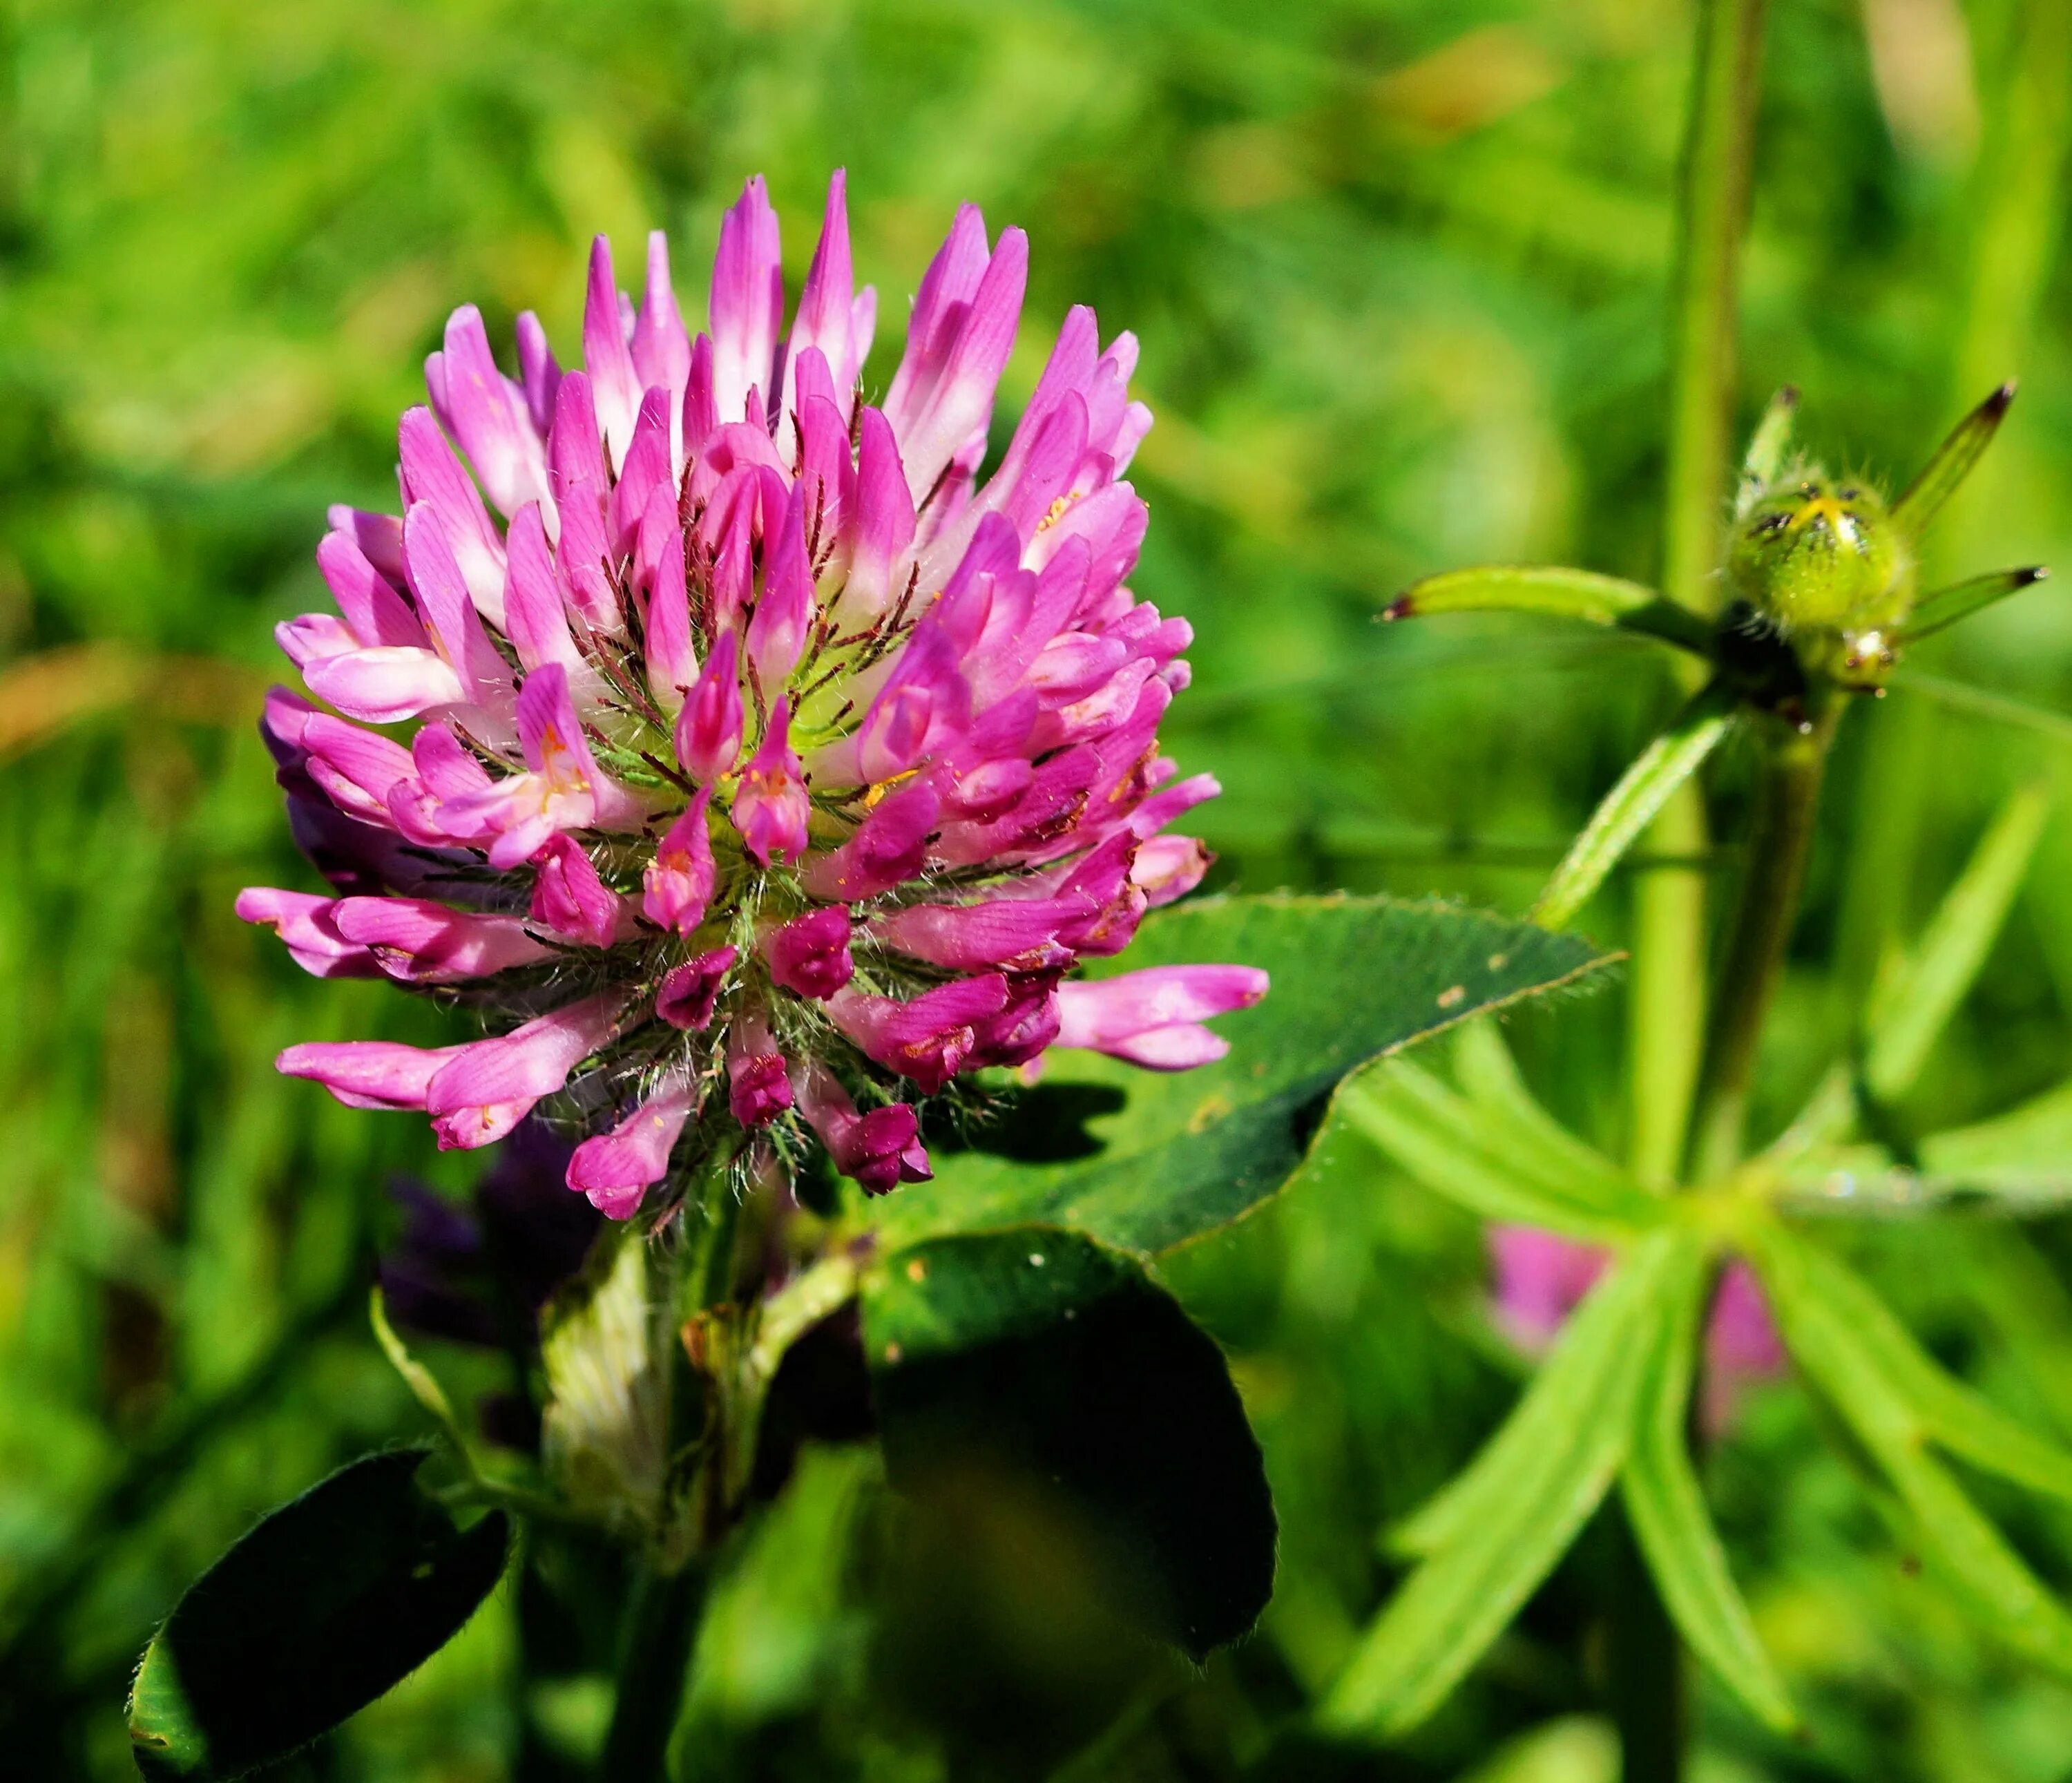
(127, 1448), (509, 1781)
(870, 894), (1615, 1255)
(861, 1227), (1275, 1660)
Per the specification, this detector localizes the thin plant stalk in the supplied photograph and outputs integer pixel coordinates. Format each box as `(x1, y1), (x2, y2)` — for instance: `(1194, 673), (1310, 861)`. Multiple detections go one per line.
(1615, 1), (1767, 1778)
(1627, 0), (1768, 1188)
(1688, 706), (1841, 1185)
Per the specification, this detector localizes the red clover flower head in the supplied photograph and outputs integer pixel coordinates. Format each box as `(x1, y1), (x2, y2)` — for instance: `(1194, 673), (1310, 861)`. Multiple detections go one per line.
(240, 173), (1265, 1219)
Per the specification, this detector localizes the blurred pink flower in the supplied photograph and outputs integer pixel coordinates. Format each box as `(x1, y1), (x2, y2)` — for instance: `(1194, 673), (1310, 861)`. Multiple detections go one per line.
(243, 173), (1263, 1218)
(1488, 1225), (1786, 1431)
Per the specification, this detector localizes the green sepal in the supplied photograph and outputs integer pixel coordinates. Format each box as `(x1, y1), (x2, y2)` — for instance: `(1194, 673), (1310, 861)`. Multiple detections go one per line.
(1383, 564), (1715, 654)
(1734, 385), (1799, 517)
(1891, 383), (2016, 540)
(1897, 566), (2049, 645)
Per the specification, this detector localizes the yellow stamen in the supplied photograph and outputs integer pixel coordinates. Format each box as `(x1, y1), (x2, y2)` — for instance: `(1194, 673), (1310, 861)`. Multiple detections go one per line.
(1785, 495), (1856, 541)
(1036, 494), (1077, 533)
(863, 767), (921, 809)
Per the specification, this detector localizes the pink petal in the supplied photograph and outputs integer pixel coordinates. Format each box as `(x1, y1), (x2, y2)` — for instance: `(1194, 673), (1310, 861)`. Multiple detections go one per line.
(657, 944), (738, 1031)
(675, 629), (745, 783)
(397, 406), (507, 628)
(730, 698), (811, 867)
(235, 887), (378, 979)
(642, 787), (716, 934)
(566, 1074), (700, 1218)
(583, 236), (643, 468)
(428, 303), (551, 517)
(278, 1039), (468, 1112)
(762, 906), (854, 1000)
(333, 897), (555, 982)
(709, 177), (785, 432)
(425, 993), (624, 1150)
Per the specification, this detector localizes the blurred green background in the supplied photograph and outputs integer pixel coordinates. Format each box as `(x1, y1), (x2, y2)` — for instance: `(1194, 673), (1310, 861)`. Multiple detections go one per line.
(8, 0), (2072, 1776)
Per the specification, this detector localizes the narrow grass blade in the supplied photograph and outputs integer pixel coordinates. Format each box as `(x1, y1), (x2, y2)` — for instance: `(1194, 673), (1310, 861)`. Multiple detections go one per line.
(1341, 1057), (1666, 1242)
(1734, 385), (1798, 517)
(1383, 566), (1715, 655)
(1452, 1021), (1659, 1212)
(1899, 567), (2049, 645)
(1327, 1230), (1689, 1736)
(1891, 383), (2015, 539)
(1749, 1218), (2072, 1676)
(1533, 680), (1738, 929)
(1620, 1251), (1799, 1734)
(1749, 1220), (2072, 1504)
(1864, 785), (2050, 1102)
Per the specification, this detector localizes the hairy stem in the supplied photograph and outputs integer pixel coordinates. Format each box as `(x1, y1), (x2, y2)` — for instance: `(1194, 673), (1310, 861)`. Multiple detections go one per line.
(1688, 705), (1839, 1183)
(599, 1561), (707, 1782)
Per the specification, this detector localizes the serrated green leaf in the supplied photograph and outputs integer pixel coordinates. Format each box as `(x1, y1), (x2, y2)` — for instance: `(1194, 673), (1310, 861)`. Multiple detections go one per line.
(1533, 681), (1738, 930)
(1620, 1249), (1798, 1734)
(1891, 383), (2015, 540)
(1749, 1220), (2072, 1505)
(1339, 1055), (1663, 1241)
(862, 1226), (1274, 1659)
(867, 895), (1615, 1256)
(1864, 785), (2049, 1103)
(1324, 1230), (1691, 1738)
(1383, 564), (1714, 654)
(127, 1449), (509, 1782)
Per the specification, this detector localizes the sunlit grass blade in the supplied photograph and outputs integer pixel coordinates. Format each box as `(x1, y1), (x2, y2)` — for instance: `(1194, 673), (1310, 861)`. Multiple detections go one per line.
(1890, 383), (2016, 540)
(1327, 1231), (1689, 1736)
(1733, 385), (1798, 517)
(1863, 784), (2049, 1102)
(1749, 1218), (2072, 1503)
(1533, 680), (1738, 929)
(1382, 566), (1716, 654)
(1898, 567), (2050, 645)
(1619, 1250), (1799, 1735)
(1340, 1057), (1667, 1242)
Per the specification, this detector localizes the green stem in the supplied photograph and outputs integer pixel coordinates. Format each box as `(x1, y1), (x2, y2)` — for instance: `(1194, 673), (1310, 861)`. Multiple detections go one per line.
(598, 1170), (748, 1779)
(1627, 0), (1767, 1190)
(1617, 0), (1767, 1775)
(1608, 1506), (1685, 1783)
(1687, 706), (1839, 1183)
(599, 1561), (707, 1782)
(1660, 0), (1767, 620)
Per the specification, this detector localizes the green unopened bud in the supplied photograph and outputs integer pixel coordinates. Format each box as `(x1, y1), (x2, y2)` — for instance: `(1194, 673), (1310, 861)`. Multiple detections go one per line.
(1727, 473), (1913, 636)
